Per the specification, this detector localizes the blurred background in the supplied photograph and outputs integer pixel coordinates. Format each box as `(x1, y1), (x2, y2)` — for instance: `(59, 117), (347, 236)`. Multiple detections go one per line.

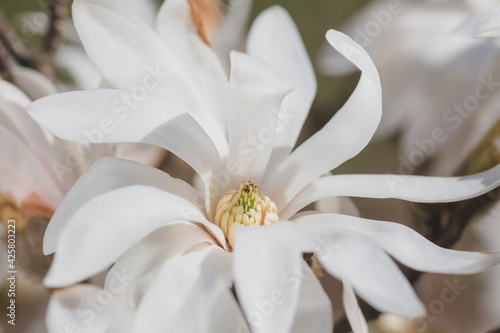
(1, 0), (500, 332)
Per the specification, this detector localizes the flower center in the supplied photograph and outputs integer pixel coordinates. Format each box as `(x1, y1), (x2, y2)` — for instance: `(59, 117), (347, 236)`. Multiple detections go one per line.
(214, 181), (279, 247)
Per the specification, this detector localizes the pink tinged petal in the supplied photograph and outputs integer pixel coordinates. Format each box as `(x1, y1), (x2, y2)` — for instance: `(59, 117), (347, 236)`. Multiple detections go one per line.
(290, 264), (333, 333)
(476, 10), (500, 38)
(247, 6), (317, 175)
(73, 0), (228, 156)
(233, 221), (302, 333)
(11, 66), (58, 100)
(295, 213), (500, 275)
(295, 218), (425, 319)
(105, 222), (216, 306)
(266, 30), (382, 209)
(28, 90), (221, 185)
(43, 157), (211, 255)
(132, 247), (247, 333)
(342, 281), (368, 333)
(0, 124), (63, 208)
(282, 165), (500, 218)
(226, 51), (293, 192)
(46, 284), (134, 333)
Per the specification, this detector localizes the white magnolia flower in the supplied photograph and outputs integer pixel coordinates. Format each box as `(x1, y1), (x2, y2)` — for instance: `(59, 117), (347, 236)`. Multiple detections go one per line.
(320, 0), (500, 175)
(28, 0), (500, 332)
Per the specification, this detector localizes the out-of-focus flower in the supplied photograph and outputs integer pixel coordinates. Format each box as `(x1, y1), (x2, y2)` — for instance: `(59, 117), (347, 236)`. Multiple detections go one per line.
(320, 0), (500, 176)
(28, 0), (500, 332)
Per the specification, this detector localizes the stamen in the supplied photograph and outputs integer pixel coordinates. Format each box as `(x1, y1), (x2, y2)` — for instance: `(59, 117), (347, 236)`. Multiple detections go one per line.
(214, 181), (279, 247)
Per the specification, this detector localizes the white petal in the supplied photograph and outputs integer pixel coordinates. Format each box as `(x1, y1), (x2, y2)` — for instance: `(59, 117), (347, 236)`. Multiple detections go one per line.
(246, 6), (317, 174)
(290, 264), (333, 333)
(46, 284), (134, 333)
(342, 281), (368, 333)
(476, 10), (500, 38)
(213, 0), (253, 68)
(315, 196), (360, 218)
(112, 142), (165, 167)
(132, 247), (247, 333)
(233, 221), (301, 333)
(125, 0), (158, 24)
(105, 222), (216, 306)
(282, 165), (500, 218)
(28, 90), (221, 183)
(156, 0), (228, 136)
(0, 123), (63, 208)
(44, 175), (225, 287)
(72, 0), (169, 91)
(295, 213), (500, 275)
(266, 30), (381, 208)
(225, 51), (292, 192)
(295, 218), (425, 318)
(44, 157), (210, 255)
(73, 0), (229, 155)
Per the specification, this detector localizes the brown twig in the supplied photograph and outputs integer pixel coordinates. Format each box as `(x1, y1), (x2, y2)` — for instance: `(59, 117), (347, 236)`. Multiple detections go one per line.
(0, 39), (12, 81)
(43, 0), (66, 59)
(0, 7), (38, 67)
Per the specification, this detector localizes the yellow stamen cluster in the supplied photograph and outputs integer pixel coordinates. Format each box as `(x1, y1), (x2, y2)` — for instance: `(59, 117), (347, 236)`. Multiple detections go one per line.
(214, 181), (279, 247)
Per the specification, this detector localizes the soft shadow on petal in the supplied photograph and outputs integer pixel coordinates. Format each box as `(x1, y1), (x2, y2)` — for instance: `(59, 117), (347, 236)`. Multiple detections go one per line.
(105, 222), (216, 306)
(132, 247), (247, 333)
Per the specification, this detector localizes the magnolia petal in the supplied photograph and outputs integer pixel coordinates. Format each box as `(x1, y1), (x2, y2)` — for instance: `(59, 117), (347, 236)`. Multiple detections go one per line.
(44, 157), (208, 255)
(156, 0), (228, 133)
(28, 89), (220, 182)
(72, 0), (171, 91)
(126, 0), (158, 24)
(112, 142), (165, 167)
(132, 248), (247, 333)
(290, 264), (333, 333)
(295, 218), (425, 318)
(476, 10), (500, 38)
(342, 281), (368, 333)
(73, 0), (228, 155)
(225, 51), (292, 192)
(266, 30), (381, 208)
(212, 0), (253, 68)
(295, 213), (500, 275)
(247, 6), (317, 175)
(46, 284), (134, 333)
(282, 165), (500, 218)
(0, 124), (63, 208)
(233, 221), (301, 333)
(43, 184), (224, 287)
(105, 222), (216, 306)
(315, 196), (360, 218)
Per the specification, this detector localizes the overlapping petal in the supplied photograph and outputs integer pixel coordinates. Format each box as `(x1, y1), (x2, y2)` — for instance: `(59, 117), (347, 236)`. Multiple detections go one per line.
(282, 164), (500, 218)
(295, 213), (500, 275)
(28, 90), (220, 182)
(233, 221), (301, 333)
(247, 6), (317, 174)
(265, 30), (382, 208)
(225, 51), (292, 192)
